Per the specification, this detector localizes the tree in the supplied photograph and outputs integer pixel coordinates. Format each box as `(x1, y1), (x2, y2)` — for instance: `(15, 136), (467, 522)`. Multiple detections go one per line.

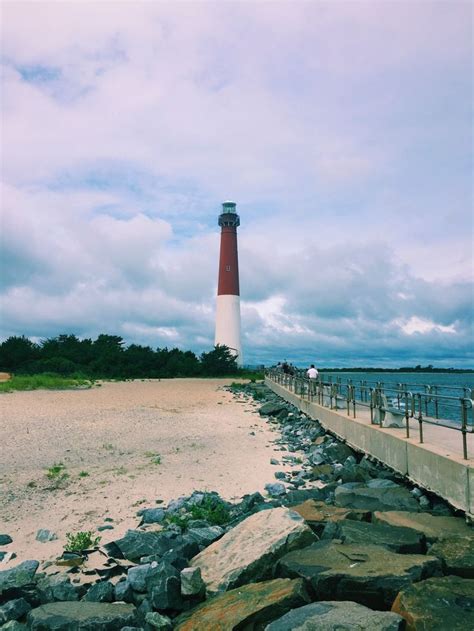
(0, 336), (39, 371)
(200, 345), (238, 376)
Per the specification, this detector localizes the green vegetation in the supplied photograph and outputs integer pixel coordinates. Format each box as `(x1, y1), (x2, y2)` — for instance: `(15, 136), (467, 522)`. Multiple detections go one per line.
(78, 471), (89, 478)
(145, 452), (162, 465)
(0, 334), (247, 380)
(64, 531), (101, 552)
(45, 463), (69, 488)
(0, 373), (92, 392)
(165, 495), (231, 530)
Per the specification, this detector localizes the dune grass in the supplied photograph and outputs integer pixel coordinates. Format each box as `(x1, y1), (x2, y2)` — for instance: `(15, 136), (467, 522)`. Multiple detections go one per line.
(0, 373), (93, 393)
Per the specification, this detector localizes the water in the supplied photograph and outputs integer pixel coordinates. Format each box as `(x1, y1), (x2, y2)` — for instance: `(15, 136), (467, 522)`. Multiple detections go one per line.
(319, 372), (474, 424)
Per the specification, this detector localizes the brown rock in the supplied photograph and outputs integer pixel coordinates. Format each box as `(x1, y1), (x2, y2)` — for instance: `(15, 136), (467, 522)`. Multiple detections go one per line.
(373, 511), (472, 543)
(291, 500), (369, 530)
(174, 578), (310, 630)
(391, 575), (474, 630)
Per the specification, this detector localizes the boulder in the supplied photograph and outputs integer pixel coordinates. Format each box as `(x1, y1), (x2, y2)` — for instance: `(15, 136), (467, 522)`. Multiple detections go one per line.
(338, 520), (425, 554)
(27, 601), (137, 630)
(137, 508), (166, 525)
(291, 500), (369, 534)
(35, 530), (57, 543)
(428, 536), (474, 578)
(145, 611), (172, 629)
(174, 578), (310, 630)
(82, 581), (114, 603)
(265, 483), (287, 497)
(391, 575), (474, 630)
(0, 560), (39, 603)
(373, 511), (473, 543)
(0, 621), (25, 631)
(191, 507), (315, 594)
(0, 536), (13, 546)
(335, 484), (420, 512)
(265, 600), (404, 630)
(185, 526), (224, 548)
(321, 442), (356, 464)
(111, 531), (175, 562)
(146, 561), (184, 611)
(276, 541), (442, 609)
(36, 574), (79, 603)
(259, 402), (289, 417)
(127, 564), (151, 593)
(0, 597), (31, 623)
(180, 567), (205, 597)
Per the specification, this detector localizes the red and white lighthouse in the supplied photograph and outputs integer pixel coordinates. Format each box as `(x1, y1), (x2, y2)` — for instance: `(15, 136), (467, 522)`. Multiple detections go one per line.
(215, 201), (243, 365)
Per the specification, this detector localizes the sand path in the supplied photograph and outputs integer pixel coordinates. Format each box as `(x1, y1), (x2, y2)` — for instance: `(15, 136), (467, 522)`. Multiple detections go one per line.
(0, 379), (287, 565)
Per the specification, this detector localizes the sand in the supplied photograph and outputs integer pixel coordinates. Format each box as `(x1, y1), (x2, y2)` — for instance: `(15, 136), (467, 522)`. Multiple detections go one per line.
(0, 379), (289, 566)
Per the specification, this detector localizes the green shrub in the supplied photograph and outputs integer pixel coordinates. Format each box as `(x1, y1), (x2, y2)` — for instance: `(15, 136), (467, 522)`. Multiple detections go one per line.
(64, 531), (101, 552)
(45, 463), (69, 488)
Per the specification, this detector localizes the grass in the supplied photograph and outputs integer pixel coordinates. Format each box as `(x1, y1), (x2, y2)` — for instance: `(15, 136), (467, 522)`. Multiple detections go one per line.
(64, 531), (101, 553)
(0, 374), (93, 393)
(145, 451), (162, 465)
(78, 471), (89, 478)
(45, 463), (69, 488)
(165, 495), (231, 530)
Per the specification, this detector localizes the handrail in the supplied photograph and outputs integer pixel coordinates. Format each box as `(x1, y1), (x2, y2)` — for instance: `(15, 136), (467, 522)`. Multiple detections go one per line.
(266, 368), (473, 459)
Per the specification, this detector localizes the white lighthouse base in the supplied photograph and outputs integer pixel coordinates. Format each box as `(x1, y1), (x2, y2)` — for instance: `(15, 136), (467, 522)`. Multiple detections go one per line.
(215, 294), (243, 366)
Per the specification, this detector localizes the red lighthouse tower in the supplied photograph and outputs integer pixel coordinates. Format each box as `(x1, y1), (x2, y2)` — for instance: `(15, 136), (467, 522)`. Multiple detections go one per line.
(215, 201), (243, 365)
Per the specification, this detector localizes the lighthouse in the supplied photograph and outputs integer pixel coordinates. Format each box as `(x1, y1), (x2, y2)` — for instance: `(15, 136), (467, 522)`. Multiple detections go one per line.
(215, 201), (243, 365)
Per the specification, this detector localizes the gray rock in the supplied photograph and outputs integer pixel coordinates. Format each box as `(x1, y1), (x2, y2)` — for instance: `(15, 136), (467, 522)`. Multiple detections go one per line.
(366, 479), (399, 489)
(145, 611), (172, 629)
(128, 564), (151, 593)
(97, 525), (114, 532)
(83, 580), (114, 603)
(274, 472), (287, 481)
(270, 459), (280, 465)
(321, 442), (355, 464)
(0, 597), (31, 623)
(276, 540), (442, 609)
(137, 509), (166, 525)
(180, 567), (205, 597)
(114, 579), (134, 603)
(0, 536), (12, 547)
(338, 520), (425, 554)
(27, 601), (137, 630)
(112, 530), (178, 562)
(265, 600), (404, 630)
(259, 402), (289, 417)
(334, 483), (420, 512)
(429, 536), (474, 578)
(35, 530), (57, 543)
(36, 574), (79, 603)
(0, 560), (39, 602)
(148, 562), (183, 611)
(0, 621), (26, 631)
(185, 526), (224, 548)
(265, 483), (287, 497)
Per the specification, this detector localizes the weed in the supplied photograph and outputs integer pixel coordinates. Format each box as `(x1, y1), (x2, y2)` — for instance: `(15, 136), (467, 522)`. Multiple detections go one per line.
(78, 471), (89, 478)
(114, 466), (128, 475)
(64, 531), (101, 553)
(0, 374), (92, 393)
(145, 451), (162, 465)
(103, 443), (115, 451)
(165, 513), (191, 529)
(45, 463), (69, 488)
(189, 496), (230, 525)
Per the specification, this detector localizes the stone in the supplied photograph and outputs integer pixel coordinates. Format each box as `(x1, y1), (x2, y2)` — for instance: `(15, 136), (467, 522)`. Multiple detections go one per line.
(35, 530), (57, 543)
(391, 575), (474, 630)
(0, 537), (12, 547)
(27, 601), (137, 630)
(128, 564), (151, 593)
(276, 541), (442, 609)
(274, 471), (287, 481)
(180, 567), (204, 597)
(0, 560), (39, 603)
(0, 597), (31, 623)
(282, 488), (326, 506)
(270, 458), (280, 465)
(145, 611), (172, 629)
(114, 579), (134, 603)
(185, 526), (224, 548)
(83, 580), (114, 602)
(112, 530), (178, 562)
(290, 500), (369, 534)
(36, 574), (79, 603)
(429, 536), (474, 578)
(373, 511), (473, 543)
(338, 520), (425, 554)
(265, 483), (287, 497)
(259, 402), (289, 417)
(174, 578), (310, 630)
(191, 507), (315, 594)
(137, 509), (166, 526)
(265, 600), (404, 630)
(335, 484), (420, 512)
(321, 441), (356, 464)
(147, 562), (184, 611)
(1, 621), (25, 630)
(98, 525), (114, 532)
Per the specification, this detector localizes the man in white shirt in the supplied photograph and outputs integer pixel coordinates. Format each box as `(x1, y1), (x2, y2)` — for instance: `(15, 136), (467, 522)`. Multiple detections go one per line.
(307, 364), (319, 379)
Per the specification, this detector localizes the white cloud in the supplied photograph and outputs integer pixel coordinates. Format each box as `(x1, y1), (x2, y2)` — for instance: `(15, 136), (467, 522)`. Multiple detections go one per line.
(395, 316), (457, 336)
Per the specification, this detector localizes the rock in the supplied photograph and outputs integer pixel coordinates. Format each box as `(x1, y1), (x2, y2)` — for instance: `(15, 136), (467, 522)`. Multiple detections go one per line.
(265, 600), (404, 630)
(180, 567), (205, 597)
(0, 597), (31, 623)
(27, 601), (137, 630)
(0, 560), (39, 603)
(191, 507), (315, 594)
(185, 526), (224, 548)
(35, 530), (57, 543)
(270, 459), (280, 465)
(338, 520), (425, 554)
(137, 509), (166, 525)
(321, 441), (356, 464)
(391, 575), (474, 630)
(0, 537), (12, 547)
(112, 530), (178, 562)
(36, 574), (79, 603)
(373, 511), (473, 543)
(145, 611), (172, 629)
(83, 580), (114, 602)
(147, 562), (184, 611)
(335, 484), (420, 512)
(98, 525), (114, 532)
(114, 579), (134, 603)
(339, 463), (371, 484)
(290, 500), (369, 534)
(429, 536), (474, 578)
(174, 578), (310, 630)
(274, 472), (287, 481)
(259, 402), (289, 417)
(128, 564), (151, 593)
(265, 483), (287, 497)
(276, 541), (442, 609)
(1, 620), (26, 630)
(282, 488), (326, 507)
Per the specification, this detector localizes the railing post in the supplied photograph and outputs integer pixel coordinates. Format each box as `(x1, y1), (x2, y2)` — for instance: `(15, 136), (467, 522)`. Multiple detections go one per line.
(404, 391), (411, 438)
(461, 398), (468, 460)
(417, 393), (424, 444)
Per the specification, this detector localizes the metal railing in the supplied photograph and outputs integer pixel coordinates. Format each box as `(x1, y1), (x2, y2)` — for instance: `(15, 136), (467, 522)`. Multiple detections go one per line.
(266, 369), (474, 459)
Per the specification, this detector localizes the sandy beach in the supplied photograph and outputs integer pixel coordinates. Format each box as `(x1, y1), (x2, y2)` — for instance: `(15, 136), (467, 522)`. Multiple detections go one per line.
(0, 379), (288, 565)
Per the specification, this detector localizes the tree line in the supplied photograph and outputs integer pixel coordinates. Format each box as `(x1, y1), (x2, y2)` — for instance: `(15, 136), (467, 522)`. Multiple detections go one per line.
(0, 334), (242, 378)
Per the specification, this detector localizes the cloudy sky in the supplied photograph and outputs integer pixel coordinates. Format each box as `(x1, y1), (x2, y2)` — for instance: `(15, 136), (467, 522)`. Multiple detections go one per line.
(1, 1), (473, 367)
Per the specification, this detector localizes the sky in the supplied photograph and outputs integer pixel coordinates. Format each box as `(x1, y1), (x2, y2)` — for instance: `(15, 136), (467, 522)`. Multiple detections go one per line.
(1, 0), (473, 367)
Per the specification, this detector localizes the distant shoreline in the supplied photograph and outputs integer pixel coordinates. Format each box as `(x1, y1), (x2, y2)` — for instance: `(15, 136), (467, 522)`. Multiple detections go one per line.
(317, 368), (474, 374)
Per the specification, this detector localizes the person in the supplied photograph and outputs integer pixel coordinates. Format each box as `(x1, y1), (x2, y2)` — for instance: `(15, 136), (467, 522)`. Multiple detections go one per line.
(307, 364), (319, 379)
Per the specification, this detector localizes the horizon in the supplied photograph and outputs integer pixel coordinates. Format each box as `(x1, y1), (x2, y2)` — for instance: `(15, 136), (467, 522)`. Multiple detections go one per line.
(1, 2), (473, 368)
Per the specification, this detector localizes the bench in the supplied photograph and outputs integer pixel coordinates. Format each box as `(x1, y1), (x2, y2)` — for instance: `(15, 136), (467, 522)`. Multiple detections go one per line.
(374, 394), (406, 428)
